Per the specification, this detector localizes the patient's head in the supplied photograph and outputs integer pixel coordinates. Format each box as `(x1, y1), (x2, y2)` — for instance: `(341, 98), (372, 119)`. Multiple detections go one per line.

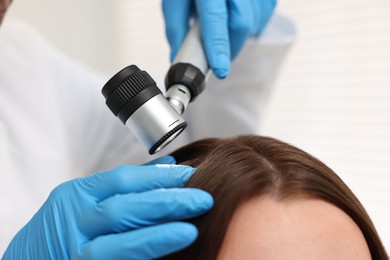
(165, 135), (387, 259)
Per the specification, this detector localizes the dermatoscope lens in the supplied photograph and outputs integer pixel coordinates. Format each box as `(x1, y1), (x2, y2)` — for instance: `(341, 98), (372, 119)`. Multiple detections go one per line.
(102, 65), (187, 154)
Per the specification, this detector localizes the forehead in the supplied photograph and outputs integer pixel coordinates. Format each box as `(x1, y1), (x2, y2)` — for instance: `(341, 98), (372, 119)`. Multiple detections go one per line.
(217, 196), (371, 260)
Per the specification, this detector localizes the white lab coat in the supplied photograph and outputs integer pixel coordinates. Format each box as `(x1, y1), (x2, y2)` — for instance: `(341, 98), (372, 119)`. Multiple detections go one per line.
(0, 15), (294, 253)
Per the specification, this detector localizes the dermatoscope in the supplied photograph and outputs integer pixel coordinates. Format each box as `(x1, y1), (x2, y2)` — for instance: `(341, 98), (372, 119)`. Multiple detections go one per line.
(102, 23), (209, 154)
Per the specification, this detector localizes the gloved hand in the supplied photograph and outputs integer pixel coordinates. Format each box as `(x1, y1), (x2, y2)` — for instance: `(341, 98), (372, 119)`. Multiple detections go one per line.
(3, 156), (213, 259)
(162, 0), (277, 78)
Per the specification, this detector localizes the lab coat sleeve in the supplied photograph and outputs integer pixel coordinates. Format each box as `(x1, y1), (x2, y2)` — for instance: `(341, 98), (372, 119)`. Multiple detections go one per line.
(47, 52), (150, 174)
(179, 14), (296, 142)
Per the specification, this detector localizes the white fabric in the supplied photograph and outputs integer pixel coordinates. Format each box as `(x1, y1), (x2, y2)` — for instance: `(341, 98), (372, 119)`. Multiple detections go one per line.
(0, 14), (294, 254)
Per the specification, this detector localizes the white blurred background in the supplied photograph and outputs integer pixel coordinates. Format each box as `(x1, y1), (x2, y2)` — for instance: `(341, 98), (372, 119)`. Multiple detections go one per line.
(7, 0), (390, 251)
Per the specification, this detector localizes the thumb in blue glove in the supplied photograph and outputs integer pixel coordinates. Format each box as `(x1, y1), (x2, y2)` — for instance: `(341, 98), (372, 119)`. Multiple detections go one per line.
(3, 156), (213, 259)
(162, 0), (277, 78)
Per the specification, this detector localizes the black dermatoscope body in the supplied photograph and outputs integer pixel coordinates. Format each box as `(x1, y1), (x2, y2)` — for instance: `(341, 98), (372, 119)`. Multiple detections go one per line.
(102, 23), (209, 154)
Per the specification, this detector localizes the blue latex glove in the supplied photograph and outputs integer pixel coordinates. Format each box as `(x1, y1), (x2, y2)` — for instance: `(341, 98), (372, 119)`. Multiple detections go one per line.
(3, 156), (213, 259)
(162, 0), (277, 78)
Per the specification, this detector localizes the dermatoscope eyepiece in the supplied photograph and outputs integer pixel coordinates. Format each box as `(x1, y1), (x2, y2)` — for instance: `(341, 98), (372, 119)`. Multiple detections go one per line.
(102, 65), (187, 154)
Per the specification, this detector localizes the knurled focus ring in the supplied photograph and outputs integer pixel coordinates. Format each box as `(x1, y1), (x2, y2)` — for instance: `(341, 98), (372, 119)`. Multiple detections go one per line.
(104, 70), (156, 116)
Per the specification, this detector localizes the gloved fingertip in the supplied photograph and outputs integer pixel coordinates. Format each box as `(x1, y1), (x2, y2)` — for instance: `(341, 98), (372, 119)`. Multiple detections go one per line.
(192, 189), (214, 211)
(180, 166), (197, 183)
(166, 156), (177, 164)
(169, 222), (198, 245)
(144, 156), (176, 166)
(204, 192), (214, 209)
(148, 222), (198, 257)
(213, 68), (229, 79)
(170, 49), (177, 63)
(212, 53), (230, 79)
(158, 155), (176, 165)
(160, 165), (196, 183)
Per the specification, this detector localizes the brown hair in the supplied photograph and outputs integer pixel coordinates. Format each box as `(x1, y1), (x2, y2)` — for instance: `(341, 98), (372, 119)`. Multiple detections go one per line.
(164, 135), (388, 259)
